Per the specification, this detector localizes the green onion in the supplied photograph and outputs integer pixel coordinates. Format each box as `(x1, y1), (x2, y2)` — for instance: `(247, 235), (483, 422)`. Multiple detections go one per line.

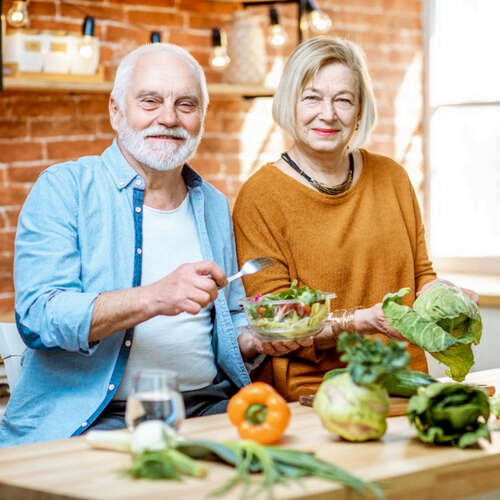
(180, 439), (384, 499)
(127, 437), (384, 499)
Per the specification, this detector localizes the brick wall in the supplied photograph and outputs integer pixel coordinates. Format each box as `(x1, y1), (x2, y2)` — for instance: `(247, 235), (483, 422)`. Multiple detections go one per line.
(0, 0), (422, 314)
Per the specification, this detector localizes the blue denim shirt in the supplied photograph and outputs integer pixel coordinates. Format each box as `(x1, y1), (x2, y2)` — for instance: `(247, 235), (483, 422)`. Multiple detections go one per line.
(0, 140), (250, 447)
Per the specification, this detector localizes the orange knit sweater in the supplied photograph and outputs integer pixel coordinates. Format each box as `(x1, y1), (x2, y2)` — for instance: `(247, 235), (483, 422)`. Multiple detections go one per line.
(233, 149), (437, 401)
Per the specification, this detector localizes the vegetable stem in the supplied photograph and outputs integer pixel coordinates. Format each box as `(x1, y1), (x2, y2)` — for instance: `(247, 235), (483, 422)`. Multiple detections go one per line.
(245, 404), (268, 425)
(166, 448), (207, 478)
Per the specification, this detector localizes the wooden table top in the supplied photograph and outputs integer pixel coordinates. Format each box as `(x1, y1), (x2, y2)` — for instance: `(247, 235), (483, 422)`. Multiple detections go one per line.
(2, 368), (500, 500)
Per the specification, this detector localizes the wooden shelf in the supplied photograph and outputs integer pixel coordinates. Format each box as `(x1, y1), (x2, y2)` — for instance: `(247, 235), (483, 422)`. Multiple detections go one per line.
(3, 76), (112, 93)
(2, 77), (275, 97)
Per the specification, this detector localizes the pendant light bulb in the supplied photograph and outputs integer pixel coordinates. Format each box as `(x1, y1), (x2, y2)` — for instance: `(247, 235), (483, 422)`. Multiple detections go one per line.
(209, 28), (230, 70)
(7, 0), (29, 28)
(79, 36), (93, 59)
(269, 24), (287, 47)
(268, 7), (287, 47)
(79, 16), (96, 59)
(309, 9), (332, 33)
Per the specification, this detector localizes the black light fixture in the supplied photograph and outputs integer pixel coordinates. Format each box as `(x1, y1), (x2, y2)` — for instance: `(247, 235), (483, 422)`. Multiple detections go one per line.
(209, 27), (230, 70)
(268, 6), (287, 47)
(80, 15), (96, 59)
(150, 31), (161, 43)
(242, 0), (332, 43)
(82, 15), (95, 36)
(6, 0), (29, 28)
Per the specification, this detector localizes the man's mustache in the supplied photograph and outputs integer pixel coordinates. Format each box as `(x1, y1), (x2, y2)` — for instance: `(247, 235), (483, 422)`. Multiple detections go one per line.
(142, 126), (190, 140)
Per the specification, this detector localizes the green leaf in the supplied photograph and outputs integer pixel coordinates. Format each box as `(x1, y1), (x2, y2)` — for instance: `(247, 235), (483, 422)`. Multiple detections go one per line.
(457, 424), (491, 449)
(382, 290), (455, 352)
(430, 344), (474, 382)
(178, 439), (240, 468)
(382, 284), (483, 381)
(337, 332), (410, 386)
(407, 382), (491, 448)
(126, 450), (181, 480)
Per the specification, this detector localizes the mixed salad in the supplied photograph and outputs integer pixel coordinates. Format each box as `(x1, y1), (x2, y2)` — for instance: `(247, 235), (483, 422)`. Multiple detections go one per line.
(241, 280), (333, 340)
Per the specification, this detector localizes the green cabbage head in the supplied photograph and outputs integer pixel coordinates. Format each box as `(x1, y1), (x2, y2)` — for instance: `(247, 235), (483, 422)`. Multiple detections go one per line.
(382, 283), (482, 381)
(407, 382), (490, 448)
(313, 372), (389, 441)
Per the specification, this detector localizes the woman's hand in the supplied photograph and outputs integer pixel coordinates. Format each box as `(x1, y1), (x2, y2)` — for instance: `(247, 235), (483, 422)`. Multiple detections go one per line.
(417, 278), (480, 304)
(237, 328), (313, 359)
(354, 304), (407, 341)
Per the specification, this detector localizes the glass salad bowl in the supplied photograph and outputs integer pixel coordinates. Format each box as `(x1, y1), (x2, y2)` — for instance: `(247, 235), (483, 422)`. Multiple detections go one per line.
(239, 281), (336, 342)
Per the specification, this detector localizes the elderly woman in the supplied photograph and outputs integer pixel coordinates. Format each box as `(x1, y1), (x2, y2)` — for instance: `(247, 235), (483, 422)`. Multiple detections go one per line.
(234, 37), (477, 402)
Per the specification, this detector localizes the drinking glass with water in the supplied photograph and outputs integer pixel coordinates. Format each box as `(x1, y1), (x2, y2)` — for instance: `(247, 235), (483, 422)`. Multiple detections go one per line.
(125, 369), (185, 430)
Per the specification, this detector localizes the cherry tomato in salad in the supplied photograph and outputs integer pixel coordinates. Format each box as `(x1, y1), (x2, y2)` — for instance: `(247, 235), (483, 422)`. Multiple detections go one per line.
(257, 306), (266, 315)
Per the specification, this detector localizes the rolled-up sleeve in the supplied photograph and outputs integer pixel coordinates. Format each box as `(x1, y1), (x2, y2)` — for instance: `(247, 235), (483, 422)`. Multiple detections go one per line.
(14, 169), (99, 355)
(224, 204), (247, 332)
(228, 280), (247, 332)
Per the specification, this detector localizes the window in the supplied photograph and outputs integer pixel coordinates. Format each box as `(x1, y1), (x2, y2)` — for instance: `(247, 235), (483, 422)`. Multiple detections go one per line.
(424, 0), (500, 275)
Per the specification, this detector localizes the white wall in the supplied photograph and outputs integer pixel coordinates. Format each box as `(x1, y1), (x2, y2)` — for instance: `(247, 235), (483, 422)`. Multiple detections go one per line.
(426, 306), (500, 378)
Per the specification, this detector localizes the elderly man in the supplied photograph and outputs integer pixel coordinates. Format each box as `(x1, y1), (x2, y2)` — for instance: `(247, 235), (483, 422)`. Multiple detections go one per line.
(0, 44), (253, 447)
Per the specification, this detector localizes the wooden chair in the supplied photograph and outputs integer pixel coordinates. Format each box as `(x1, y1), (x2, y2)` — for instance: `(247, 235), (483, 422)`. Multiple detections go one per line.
(0, 323), (26, 391)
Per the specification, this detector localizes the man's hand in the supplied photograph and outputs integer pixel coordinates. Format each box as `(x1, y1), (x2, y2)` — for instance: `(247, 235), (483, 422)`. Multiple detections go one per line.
(89, 260), (227, 342)
(354, 304), (406, 341)
(237, 328), (313, 360)
(147, 260), (227, 316)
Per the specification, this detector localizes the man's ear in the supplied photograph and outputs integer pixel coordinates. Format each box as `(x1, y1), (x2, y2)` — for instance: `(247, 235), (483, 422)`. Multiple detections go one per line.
(109, 96), (121, 132)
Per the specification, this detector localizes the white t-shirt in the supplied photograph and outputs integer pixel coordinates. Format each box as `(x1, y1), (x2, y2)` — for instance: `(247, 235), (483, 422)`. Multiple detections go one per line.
(114, 195), (217, 399)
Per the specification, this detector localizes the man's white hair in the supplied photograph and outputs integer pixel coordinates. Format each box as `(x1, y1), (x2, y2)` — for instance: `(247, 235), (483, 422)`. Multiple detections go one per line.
(111, 43), (209, 115)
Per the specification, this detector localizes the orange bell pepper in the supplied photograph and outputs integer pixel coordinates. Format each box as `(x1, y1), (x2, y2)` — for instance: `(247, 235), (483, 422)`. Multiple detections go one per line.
(227, 382), (290, 444)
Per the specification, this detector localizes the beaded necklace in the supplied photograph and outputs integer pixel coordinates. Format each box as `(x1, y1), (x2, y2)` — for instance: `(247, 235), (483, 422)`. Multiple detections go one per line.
(281, 152), (354, 195)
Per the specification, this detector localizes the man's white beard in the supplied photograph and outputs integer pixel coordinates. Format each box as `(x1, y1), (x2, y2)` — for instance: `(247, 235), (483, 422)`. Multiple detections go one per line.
(117, 118), (202, 171)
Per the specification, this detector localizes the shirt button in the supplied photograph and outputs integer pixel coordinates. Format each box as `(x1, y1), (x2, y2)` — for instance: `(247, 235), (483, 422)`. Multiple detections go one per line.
(125, 340), (132, 347)
(108, 384), (115, 391)
(81, 421), (87, 427)
(137, 248), (142, 255)
(119, 181), (125, 187)
(135, 179), (142, 186)
(135, 206), (142, 213)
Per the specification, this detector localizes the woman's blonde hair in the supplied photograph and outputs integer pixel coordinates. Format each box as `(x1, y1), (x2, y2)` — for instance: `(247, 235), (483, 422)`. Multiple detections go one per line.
(272, 37), (377, 149)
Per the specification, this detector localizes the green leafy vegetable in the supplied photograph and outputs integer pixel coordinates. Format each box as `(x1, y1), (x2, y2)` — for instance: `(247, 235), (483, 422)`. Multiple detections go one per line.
(338, 333), (410, 387)
(264, 279), (325, 304)
(313, 333), (410, 442)
(407, 382), (491, 448)
(314, 372), (390, 442)
(242, 280), (331, 339)
(379, 369), (437, 397)
(126, 448), (207, 479)
(382, 284), (482, 381)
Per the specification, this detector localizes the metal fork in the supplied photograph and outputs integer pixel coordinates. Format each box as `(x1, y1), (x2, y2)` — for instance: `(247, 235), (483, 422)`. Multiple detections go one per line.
(226, 257), (276, 286)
